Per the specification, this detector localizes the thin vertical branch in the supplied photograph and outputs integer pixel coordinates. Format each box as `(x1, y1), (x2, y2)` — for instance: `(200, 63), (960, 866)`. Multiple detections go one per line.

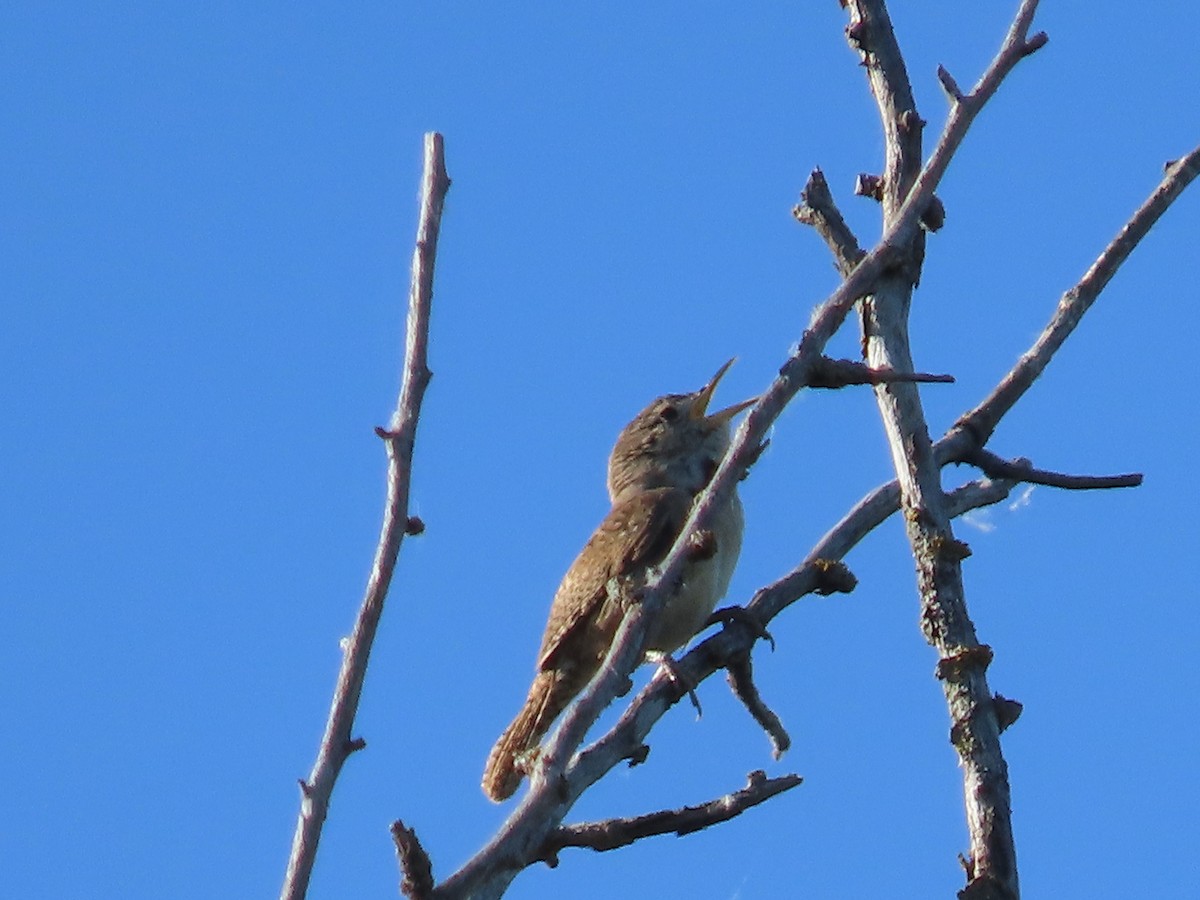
(846, 3), (1045, 897)
(280, 132), (450, 900)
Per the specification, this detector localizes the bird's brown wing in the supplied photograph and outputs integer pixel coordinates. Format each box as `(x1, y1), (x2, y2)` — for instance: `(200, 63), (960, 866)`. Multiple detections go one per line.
(537, 486), (691, 672)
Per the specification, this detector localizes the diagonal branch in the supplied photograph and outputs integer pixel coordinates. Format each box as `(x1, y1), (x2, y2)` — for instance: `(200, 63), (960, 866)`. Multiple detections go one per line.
(280, 133), (450, 900)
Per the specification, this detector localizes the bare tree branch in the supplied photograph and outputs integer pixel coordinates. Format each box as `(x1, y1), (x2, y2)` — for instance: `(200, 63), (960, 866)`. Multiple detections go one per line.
(280, 133), (450, 900)
(937, 64), (965, 102)
(538, 771), (803, 862)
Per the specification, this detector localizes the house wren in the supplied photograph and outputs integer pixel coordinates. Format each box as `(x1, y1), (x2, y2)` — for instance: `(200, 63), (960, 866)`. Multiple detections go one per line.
(481, 359), (754, 802)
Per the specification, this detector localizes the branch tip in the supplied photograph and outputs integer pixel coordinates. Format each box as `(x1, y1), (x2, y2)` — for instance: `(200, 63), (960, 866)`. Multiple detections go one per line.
(993, 694), (1024, 733)
(794, 170), (866, 275)
(899, 108), (925, 132)
(937, 64), (964, 101)
(963, 448), (1144, 490)
(921, 195), (946, 232)
(726, 654), (791, 758)
(1023, 31), (1049, 55)
(392, 820), (434, 900)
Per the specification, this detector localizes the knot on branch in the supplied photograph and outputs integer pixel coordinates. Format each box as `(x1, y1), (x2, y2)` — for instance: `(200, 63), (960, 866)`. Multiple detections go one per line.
(936, 644), (994, 681)
(899, 108), (925, 134)
(993, 694), (1024, 733)
(958, 870), (1018, 900)
(845, 18), (870, 53)
(811, 558), (857, 595)
(931, 533), (973, 561)
(626, 743), (650, 768)
(855, 172), (885, 201)
(921, 195), (946, 232)
(1022, 32), (1050, 57)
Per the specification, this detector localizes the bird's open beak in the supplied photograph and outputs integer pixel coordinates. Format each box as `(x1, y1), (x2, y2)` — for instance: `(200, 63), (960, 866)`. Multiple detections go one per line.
(692, 358), (758, 424)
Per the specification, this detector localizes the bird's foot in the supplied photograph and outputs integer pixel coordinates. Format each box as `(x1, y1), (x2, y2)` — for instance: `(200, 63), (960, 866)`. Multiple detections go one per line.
(706, 605), (775, 651)
(647, 650), (703, 718)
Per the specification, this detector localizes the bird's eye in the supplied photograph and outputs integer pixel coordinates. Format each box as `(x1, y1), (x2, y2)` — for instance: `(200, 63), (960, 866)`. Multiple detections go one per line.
(659, 404), (680, 423)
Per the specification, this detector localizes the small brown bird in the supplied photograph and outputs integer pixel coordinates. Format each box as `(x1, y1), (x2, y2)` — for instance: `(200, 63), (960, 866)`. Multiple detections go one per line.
(481, 360), (754, 802)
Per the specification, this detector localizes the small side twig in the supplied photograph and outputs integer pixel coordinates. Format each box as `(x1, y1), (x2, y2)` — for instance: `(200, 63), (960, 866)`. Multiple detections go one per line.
(392, 821), (435, 900)
(937, 64), (964, 101)
(727, 654), (791, 759)
(809, 357), (954, 388)
(538, 771), (802, 863)
(280, 133), (450, 900)
(793, 168), (865, 276)
(961, 449), (1143, 490)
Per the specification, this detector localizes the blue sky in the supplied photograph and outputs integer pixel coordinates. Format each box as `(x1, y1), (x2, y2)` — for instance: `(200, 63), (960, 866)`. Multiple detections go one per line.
(4, 3), (1197, 898)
